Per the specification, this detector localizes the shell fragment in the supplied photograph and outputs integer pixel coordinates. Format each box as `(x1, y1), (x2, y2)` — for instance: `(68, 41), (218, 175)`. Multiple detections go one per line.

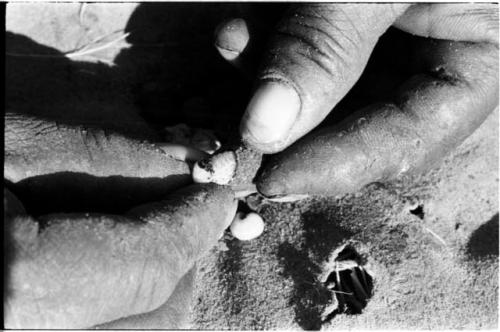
(230, 211), (264, 241)
(192, 151), (237, 185)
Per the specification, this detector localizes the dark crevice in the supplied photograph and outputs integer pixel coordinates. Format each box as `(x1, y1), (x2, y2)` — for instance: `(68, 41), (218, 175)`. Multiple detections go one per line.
(8, 171), (190, 216)
(409, 205), (424, 220)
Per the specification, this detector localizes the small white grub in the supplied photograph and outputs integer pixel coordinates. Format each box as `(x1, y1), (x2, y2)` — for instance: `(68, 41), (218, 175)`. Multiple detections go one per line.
(192, 151), (236, 185)
(230, 211), (264, 241)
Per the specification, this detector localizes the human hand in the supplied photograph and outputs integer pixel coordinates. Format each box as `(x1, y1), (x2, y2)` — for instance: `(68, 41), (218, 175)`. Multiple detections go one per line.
(215, 3), (498, 197)
(4, 113), (236, 328)
(4, 74), (236, 330)
(5, 183), (236, 329)
(5, 4), (243, 327)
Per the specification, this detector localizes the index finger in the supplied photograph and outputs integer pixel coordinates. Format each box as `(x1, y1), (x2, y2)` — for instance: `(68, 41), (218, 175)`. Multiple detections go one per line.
(257, 34), (498, 196)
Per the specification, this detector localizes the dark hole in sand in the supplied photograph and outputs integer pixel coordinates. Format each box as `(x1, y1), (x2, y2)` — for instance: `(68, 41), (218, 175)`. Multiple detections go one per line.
(323, 246), (374, 322)
(409, 205), (425, 220)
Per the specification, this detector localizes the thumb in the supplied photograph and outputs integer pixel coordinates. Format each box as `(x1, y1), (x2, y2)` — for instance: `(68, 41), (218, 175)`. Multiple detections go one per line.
(240, 3), (409, 153)
(4, 184), (237, 328)
(94, 266), (197, 329)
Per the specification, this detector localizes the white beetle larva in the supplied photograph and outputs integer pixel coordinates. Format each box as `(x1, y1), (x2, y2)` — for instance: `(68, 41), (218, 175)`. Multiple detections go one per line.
(230, 211), (265, 241)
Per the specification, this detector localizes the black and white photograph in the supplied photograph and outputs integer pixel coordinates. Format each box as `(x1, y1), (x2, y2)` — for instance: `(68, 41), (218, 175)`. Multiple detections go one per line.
(4, 1), (499, 329)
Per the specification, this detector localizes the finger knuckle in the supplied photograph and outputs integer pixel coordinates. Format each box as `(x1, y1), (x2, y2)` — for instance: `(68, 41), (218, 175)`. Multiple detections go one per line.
(5, 113), (58, 150)
(273, 6), (360, 80)
(462, 4), (499, 42)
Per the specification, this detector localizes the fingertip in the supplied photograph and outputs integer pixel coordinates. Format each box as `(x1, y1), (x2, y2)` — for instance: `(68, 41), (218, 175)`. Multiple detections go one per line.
(207, 182), (238, 229)
(214, 18), (250, 61)
(175, 183), (238, 229)
(188, 183), (238, 239)
(224, 194), (239, 230)
(255, 164), (288, 197)
(240, 81), (301, 153)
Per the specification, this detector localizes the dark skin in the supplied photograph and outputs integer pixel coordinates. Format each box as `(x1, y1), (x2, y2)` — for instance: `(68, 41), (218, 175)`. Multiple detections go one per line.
(217, 3), (498, 196)
(5, 184), (236, 328)
(4, 3), (498, 328)
(5, 4), (237, 328)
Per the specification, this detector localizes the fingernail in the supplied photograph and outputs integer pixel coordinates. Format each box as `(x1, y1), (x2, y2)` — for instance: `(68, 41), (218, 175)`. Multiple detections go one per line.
(214, 18), (249, 61)
(241, 82), (301, 145)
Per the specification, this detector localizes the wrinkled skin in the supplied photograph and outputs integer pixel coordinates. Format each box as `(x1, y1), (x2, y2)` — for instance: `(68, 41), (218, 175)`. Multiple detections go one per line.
(5, 3), (239, 328)
(5, 109), (238, 328)
(4, 98), (238, 329)
(4, 185), (237, 328)
(4, 3), (498, 329)
(215, 3), (499, 197)
(5, 110), (238, 329)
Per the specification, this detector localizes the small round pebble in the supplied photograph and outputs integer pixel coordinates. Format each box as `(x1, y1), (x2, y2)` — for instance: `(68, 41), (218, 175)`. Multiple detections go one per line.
(230, 212), (265, 241)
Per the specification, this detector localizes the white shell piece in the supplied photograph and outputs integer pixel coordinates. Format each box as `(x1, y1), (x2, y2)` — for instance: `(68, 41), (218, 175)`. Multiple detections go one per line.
(230, 212), (265, 241)
(192, 162), (213, 183)
(208, 151), (236, 185)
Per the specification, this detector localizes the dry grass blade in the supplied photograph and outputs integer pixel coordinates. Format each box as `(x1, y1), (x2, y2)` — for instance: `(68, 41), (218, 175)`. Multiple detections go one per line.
(6, 30), (130, 61)
(330, 290), (353, 296)
(65, 31), (130, 58)
(335, 269), (345, 307)
(78, 3), (87, 26)
(350, 269), (368, 299)
(334, 260), (358, 271)
(358, 266), (369, 290)
(424, 227), (447, 246)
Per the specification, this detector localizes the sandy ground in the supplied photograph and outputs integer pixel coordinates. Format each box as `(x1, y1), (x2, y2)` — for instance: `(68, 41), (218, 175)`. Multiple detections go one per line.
(6, 3), (499, 329)
(192, 106), (498, 329)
